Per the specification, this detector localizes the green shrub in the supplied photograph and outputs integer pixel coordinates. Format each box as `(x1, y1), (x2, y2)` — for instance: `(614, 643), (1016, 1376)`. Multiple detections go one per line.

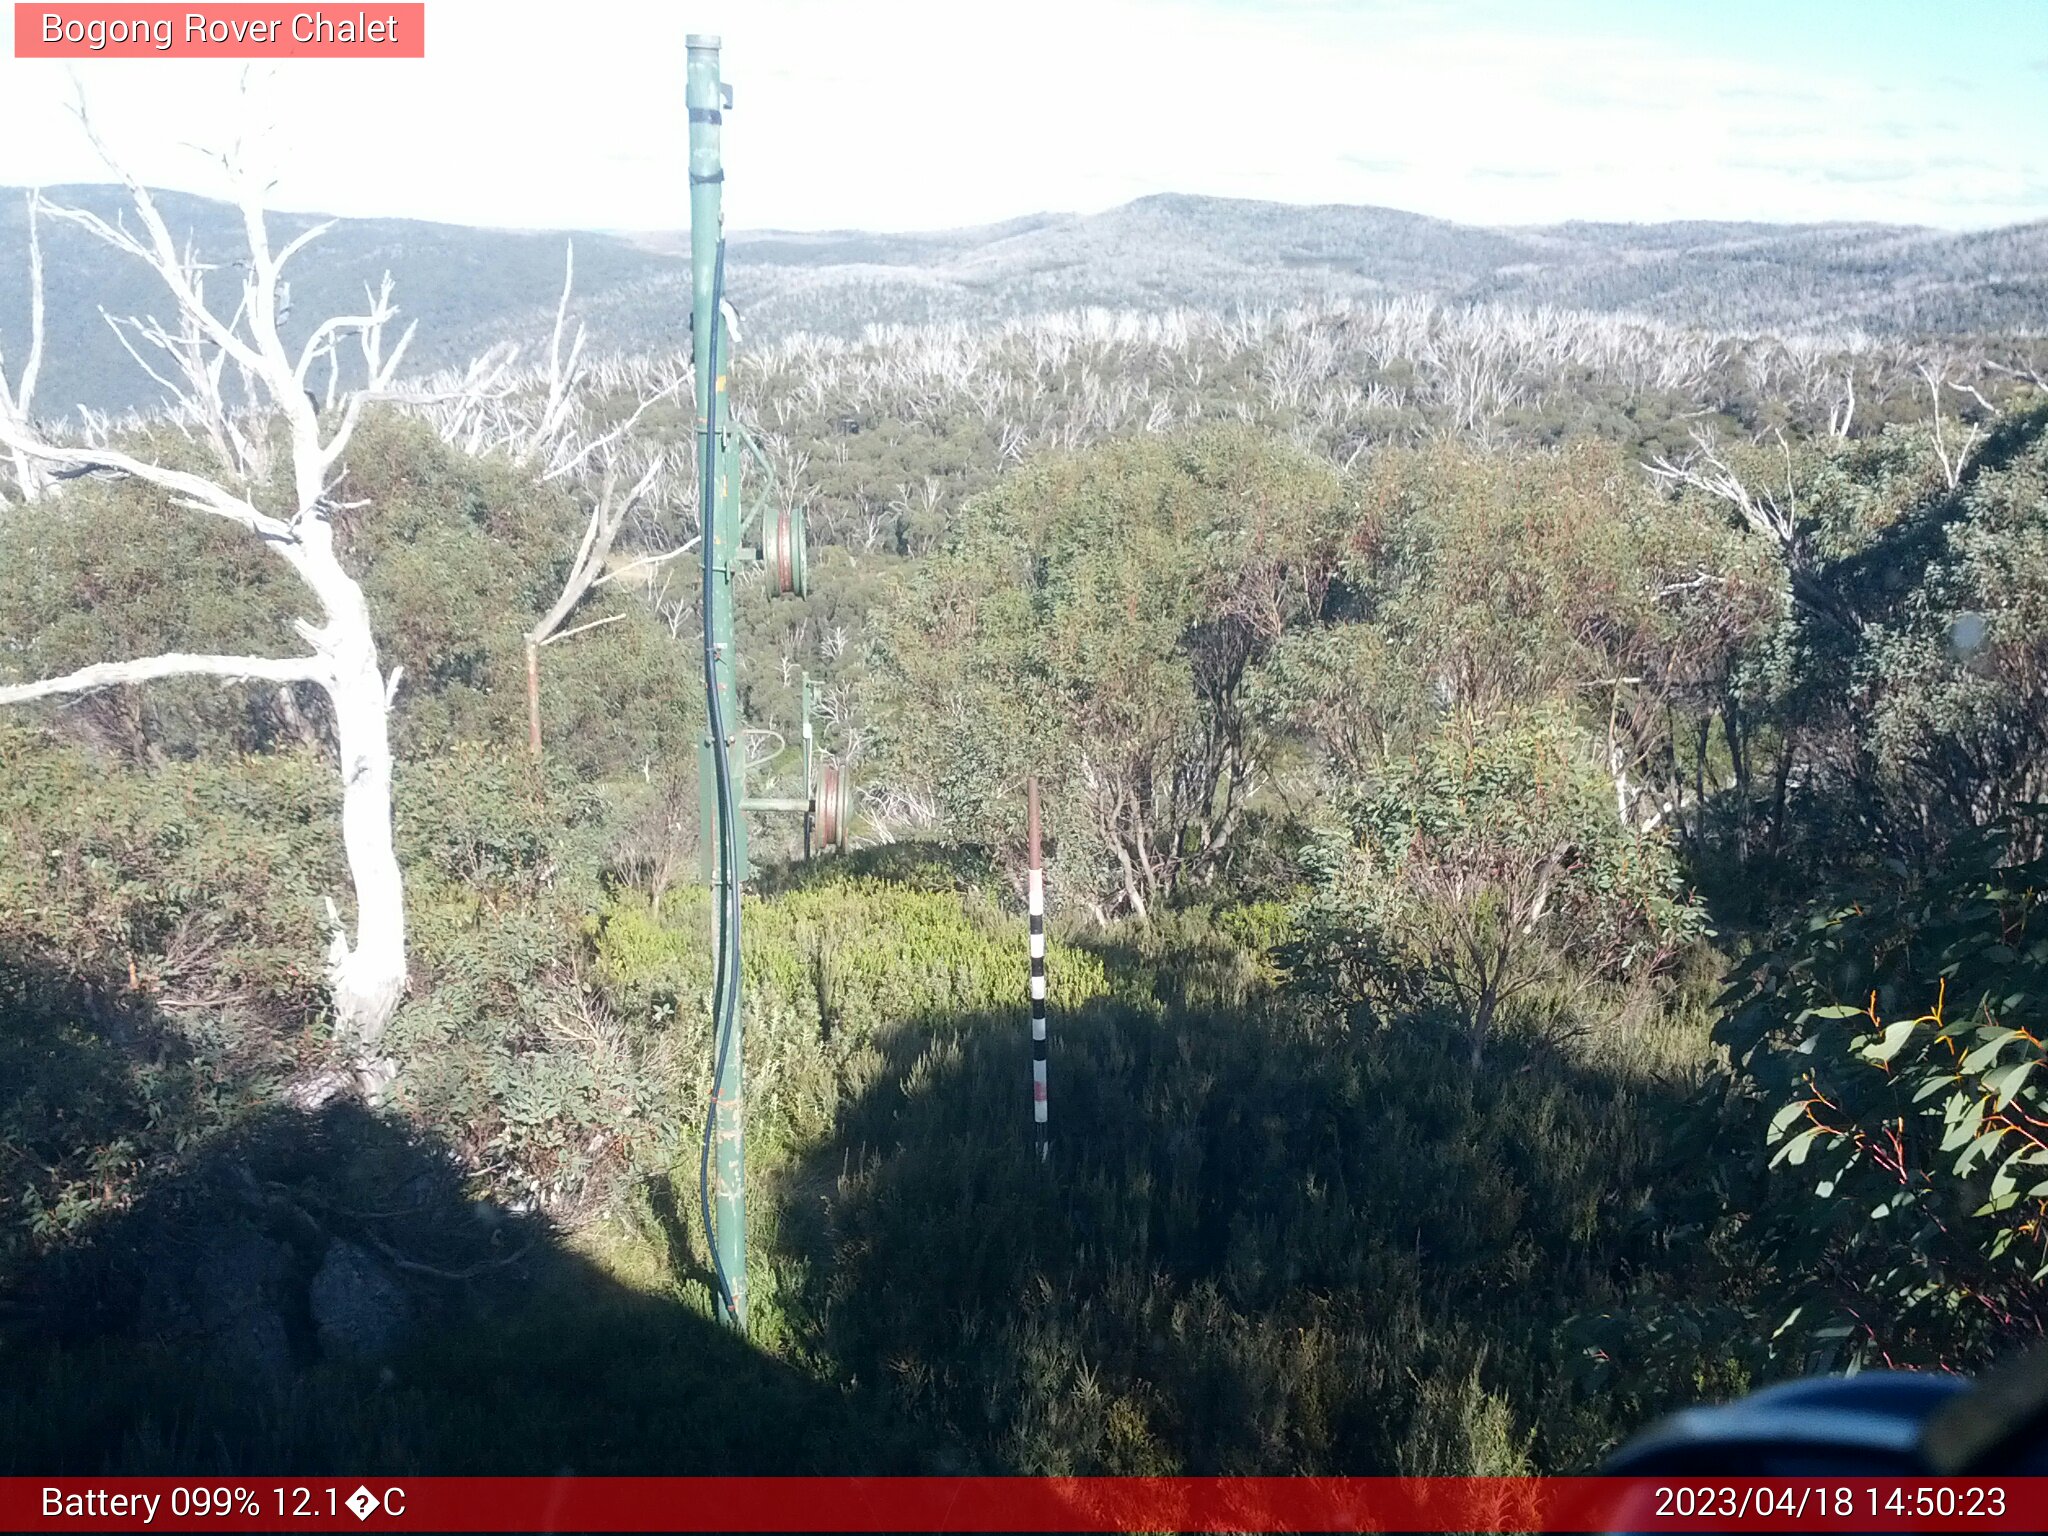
(1295, 709), (1704, 1064)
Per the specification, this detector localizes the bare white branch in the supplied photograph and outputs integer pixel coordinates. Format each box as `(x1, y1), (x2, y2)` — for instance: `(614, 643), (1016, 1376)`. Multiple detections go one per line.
(591, 535), (702, 590)
(541, 612), (628, 647)
(0, 650), (327, 705)
(527, 448), (669, 649)
(1646, 427), (1798, 551)
(0, 413), (292, 539)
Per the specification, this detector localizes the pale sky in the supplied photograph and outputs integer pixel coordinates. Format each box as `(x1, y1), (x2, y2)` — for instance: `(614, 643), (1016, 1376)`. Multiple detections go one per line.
(1, 0), (2043, 233)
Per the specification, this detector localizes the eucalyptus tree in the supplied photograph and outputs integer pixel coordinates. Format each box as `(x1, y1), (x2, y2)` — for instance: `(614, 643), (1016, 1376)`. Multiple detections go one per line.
(874, 425), (1345, 919)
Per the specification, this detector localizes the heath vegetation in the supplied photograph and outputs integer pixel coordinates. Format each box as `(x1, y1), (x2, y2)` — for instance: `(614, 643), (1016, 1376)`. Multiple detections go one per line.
(3, 168), (2047, 1475)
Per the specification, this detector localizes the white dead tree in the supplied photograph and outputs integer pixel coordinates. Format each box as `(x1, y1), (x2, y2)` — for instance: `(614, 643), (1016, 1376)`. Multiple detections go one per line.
(1645, 425), (1875, 638)
(0, 193), (46, 504)
(1919, 362), (1988, 492)
(523, 443), (677, 755)
(1647, 426), (1800, 556)
(392, 243), (693, 757)
(0, 124), (414, 1095)
(1828, 368), (1856, 441)
(386, 244), (587, 470)
(1988, 357), (2048, 393)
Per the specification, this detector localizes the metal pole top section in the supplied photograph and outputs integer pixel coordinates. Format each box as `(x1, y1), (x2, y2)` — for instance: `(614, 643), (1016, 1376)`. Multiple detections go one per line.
(1027, 776), (1042, 869)
(687, 44), (725, 112)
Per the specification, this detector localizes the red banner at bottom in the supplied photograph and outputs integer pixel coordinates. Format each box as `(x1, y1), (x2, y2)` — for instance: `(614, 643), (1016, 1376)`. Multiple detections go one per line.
(6, 1476), (2047, 1532)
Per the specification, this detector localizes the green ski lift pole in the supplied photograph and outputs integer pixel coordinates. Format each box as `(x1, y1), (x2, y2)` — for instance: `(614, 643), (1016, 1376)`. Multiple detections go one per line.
(687, 34), (843, 1336)
(688, 31), (748, 1332)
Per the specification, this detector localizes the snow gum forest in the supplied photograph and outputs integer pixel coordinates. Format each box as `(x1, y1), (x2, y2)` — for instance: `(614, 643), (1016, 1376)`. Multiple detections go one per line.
(4, 162), (2048, 1476)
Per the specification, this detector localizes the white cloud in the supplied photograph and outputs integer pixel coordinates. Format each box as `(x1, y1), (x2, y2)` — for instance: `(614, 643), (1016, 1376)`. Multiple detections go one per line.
(0, 0), (2037, 231)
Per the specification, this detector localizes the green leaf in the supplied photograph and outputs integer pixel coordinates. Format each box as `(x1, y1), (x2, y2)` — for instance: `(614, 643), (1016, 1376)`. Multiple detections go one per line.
(1860, 1018), (1919, 1064)
(1956, 1124), (2012, 1177)
(1961, 1032), (2020, 1075)
(1774, 1126), (1825, 1168)
(1942, 1096), (1988, 1152)
(1990, 1058), (2038, 1111)
(1767, 1100), (1809, 1141)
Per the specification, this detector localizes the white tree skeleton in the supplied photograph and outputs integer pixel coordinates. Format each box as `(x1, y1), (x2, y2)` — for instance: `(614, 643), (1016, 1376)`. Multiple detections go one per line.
(0, 192), (46, 505)
(401, 242), (691, 757)
(0, 107), (415, 1097)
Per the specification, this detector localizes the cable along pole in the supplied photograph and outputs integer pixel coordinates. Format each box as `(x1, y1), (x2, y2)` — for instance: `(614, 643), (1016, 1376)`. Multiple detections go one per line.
(687, 32), (748, 1332)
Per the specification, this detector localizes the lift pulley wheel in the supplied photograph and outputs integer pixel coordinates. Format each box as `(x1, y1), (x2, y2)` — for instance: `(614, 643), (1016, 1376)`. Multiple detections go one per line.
(815, 761), (852, 853)
(768, 504), (808, 597)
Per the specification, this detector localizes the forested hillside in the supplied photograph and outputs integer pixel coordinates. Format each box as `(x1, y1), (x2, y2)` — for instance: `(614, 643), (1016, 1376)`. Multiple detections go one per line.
(4, 185), (2045, 414)
(5, 172), (2048, 1479)
(703, 195), (2048, 344)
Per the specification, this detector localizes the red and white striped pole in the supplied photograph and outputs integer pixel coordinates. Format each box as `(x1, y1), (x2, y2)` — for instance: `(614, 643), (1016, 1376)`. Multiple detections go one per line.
(1027, 776), (1049, 1161)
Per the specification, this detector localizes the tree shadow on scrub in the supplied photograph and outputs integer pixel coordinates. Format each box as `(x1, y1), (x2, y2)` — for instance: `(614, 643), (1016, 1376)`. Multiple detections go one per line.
(1678, 403), (2048, 924)
(0, 951), (926, 1477)
(1817, 401), (2048, 611)
(769, 974), (1736, 1478)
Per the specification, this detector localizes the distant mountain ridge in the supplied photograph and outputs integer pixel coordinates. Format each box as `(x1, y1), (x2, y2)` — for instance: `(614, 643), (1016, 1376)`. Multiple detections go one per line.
(711, 194), (2047, 342)
(2, 187), (2042, 416)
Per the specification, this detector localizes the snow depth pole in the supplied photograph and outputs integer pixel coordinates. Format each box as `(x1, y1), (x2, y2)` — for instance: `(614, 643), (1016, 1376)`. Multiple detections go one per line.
(689, 31), (747, 1332)
(1028, 777), (1049, 1161)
